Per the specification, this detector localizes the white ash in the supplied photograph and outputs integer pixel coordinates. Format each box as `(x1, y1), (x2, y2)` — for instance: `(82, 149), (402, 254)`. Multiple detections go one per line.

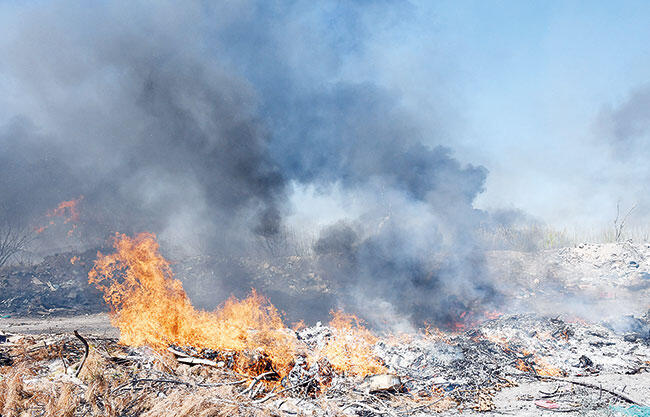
(297, 321), (333, 350)
(479, 314), (650, 376)
(373, 337), (462, 378)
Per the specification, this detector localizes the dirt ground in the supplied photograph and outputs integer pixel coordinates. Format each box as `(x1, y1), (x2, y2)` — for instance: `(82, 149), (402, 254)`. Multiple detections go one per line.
(1, 313), (117, 338)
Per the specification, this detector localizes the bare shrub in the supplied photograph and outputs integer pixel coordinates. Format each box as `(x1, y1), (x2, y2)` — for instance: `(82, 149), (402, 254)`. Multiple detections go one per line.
(0, 216), (32, 269)
(477, 224), (572, 252)
(614, 201), (637, 242)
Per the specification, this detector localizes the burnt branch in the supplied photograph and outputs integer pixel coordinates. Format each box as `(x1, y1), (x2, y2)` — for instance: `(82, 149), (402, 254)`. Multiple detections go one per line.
(73, 330), (90, 378)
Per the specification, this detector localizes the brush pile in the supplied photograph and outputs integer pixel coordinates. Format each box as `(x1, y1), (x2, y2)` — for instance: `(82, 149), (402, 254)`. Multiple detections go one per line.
(1, 312), (648, 416)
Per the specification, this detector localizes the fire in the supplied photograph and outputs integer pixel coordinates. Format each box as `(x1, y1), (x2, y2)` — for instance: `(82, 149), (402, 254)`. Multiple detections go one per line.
(320, 311), (386, 375)
(516, 350), (563, 377)
(533, 359), (563, 377)
(88, 233), (296, 373)
(48, 197), (83, 223)
(484, 310), (503, 320)
(70, 256), (80, 265)
(36, 196), (84, 236)
(88, 233), (386, 378)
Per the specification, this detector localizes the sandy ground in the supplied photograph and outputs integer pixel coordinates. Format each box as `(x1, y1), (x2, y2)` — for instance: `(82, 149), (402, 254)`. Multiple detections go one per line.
(0, 313), (117, 338)
(441, 376), (650, 416)
(487, 375), (650, 416)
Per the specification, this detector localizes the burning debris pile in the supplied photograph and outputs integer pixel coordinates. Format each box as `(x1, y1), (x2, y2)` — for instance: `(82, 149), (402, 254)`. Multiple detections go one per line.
(2, 233), (648, 416)
(1, 311), (648, 416)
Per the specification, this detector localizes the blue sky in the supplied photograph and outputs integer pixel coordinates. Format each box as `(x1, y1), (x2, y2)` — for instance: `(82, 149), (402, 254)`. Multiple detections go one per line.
(344, 1), (650, 229)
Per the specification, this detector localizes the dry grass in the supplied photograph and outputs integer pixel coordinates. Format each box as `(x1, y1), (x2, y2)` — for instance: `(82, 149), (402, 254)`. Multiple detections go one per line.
(478, 224), (650, 252)
(0, 364), (32, 417)
(78, 349), (109, 382)
(142, 389), (235, 417)
(45, 383), (79, 417)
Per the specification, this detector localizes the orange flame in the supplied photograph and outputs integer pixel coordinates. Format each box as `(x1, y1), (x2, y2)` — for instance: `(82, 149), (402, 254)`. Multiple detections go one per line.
(48, 197), (83, 223)
(89, 233), (387, 377)
(320, 311), (386, 375)
(36, 196), (83, 235)
(88, 233), (296, 373)
(517, 350), (563, 376)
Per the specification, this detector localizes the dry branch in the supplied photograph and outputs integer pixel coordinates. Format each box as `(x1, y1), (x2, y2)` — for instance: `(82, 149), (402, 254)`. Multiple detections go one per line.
(538, 376), (646, 407)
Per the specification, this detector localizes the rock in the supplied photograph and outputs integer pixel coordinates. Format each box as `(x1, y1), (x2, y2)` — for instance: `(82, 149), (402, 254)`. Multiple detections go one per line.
(577, 355), (593, 368)
(624, 333), (642, 343)
(0, 352), (11, 366)
(359, 374), (401, 393)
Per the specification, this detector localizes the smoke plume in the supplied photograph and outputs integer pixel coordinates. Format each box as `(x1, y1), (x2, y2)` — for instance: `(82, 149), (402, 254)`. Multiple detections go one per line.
(0, 0), (496, 328)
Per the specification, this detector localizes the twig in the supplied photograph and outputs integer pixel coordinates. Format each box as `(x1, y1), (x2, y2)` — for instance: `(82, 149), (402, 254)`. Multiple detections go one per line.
(134, 378), (191, 387)
(167, 346), (225, 367)
(58, 344), (68, 374)
(73, 330), (89, 378)
(112, 377), (249, 393)
(342, 402), (382, 414)
(370, 395), (399, 417)
(167, 346), (191, 357)
(254, 377), (316, 404)
(614, 201), (637, 241)
(538, 376), (646, 406)
(241, 371), (276, 396)
(250, 381), (264, 399)
(176, 356), (219, 367)
(535, 403), (580, 413)
(199, 379), (248, 388)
